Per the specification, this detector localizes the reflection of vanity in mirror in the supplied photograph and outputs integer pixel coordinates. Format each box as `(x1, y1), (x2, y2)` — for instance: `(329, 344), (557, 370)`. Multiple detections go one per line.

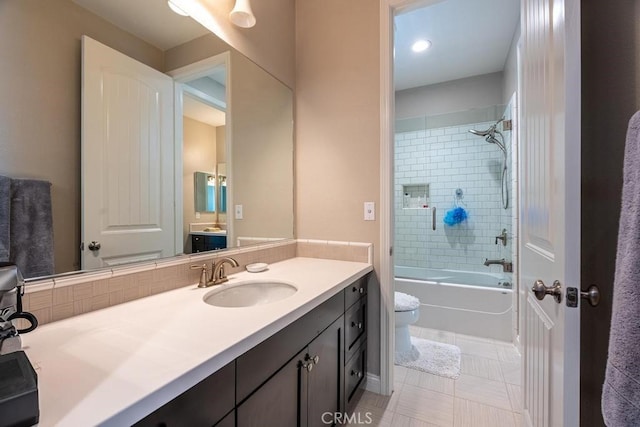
(191, 167), (227, 253)
(0, 0), (294, 277)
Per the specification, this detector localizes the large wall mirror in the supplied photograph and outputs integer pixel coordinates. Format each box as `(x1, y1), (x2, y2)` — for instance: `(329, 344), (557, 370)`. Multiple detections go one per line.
(0, 0), (294, 278)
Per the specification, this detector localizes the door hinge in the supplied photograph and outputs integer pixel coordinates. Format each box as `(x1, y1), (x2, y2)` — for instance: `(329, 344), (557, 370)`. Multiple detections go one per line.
(80, 242), (84, 251)
(389, 246), (393, 256)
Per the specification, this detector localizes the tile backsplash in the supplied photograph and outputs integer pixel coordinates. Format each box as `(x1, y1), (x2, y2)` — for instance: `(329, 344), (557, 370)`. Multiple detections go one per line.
(17, 239), (372, 328)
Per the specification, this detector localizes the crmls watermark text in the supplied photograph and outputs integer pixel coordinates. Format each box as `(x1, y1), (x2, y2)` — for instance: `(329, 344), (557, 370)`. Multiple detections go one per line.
(321, 412), (374, 425)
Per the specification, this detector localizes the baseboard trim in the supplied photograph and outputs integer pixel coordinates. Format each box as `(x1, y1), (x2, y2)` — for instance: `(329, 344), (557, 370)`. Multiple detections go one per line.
(365, 373), (381, 394)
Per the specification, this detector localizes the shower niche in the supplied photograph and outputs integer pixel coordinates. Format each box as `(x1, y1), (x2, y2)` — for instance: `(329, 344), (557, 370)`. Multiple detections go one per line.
(402, 184), (430, 209)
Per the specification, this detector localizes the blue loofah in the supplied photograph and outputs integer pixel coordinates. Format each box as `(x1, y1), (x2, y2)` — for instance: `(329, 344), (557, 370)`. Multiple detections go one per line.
(443, 207), (468, 226)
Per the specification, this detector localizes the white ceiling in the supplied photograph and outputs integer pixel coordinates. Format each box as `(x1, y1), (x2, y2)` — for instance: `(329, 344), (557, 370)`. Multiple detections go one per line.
(394, 0), (520, 91)
(72, 0), (209, 50)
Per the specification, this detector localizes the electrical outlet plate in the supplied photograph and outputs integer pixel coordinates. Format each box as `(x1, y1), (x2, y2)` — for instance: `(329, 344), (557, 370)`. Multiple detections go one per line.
(364, 202), (375, 221)
(235, 204), (243, 220)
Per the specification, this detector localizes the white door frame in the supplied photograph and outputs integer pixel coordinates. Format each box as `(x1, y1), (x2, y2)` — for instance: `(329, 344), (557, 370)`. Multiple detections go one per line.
(167, 52), (232, 252)
(379, 0), (445, 396)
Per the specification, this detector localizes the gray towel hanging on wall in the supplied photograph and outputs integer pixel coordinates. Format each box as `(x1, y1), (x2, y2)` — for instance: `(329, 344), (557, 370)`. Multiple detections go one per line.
(0, 176), (55, 278)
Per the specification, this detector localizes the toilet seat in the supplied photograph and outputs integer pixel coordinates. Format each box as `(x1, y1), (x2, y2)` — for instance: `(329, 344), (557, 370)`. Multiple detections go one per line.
(394, 291), (420, 312)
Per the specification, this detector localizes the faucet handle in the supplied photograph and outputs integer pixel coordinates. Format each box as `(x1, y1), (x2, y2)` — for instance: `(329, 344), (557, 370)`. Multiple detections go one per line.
(190, 264), (209, 288)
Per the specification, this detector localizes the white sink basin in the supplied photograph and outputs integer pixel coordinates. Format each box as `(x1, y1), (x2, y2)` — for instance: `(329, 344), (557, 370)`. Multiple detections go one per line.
(203, 280), (298, 308)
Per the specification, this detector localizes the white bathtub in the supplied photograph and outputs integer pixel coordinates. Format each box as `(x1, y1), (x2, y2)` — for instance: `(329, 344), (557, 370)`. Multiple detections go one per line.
(394, 266), (513, 341)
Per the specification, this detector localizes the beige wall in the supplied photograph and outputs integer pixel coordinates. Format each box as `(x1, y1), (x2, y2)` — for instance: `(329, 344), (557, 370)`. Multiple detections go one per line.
(0, 0), (163, 273)
(231, 53), (295, 242)
(182, 117), (219, 252)
(295, 0), (381, 374)
(216, 126), (228, 224)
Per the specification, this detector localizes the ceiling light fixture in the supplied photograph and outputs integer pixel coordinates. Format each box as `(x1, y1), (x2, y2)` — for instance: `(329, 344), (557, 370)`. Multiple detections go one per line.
(167, 0), (189, 16)
(412, 39), (432, 53)
(230, 0), (256, 28)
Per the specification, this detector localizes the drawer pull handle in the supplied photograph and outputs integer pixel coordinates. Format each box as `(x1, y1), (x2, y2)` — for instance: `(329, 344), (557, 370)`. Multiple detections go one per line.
(351, 321), (363, 329)
(304, 354), (319, 368)
(359, 287), (364, 294)
(351, 370), (363, 378)
(352, 286), (365, 294)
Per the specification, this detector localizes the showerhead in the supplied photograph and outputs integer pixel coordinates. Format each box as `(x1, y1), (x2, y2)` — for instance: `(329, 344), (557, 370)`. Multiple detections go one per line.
(469, 119), (507, 156)
(469, 127), (494, 137)
(469, 117), (505, 139)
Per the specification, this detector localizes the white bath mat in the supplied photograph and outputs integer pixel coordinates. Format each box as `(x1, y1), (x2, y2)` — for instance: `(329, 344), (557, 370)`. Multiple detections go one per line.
(395, 337), (461, 379)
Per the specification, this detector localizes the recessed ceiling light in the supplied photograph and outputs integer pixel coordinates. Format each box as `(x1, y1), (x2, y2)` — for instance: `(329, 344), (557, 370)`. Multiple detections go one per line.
(412, 40), (432, 53)
(168, 0), (189, 16)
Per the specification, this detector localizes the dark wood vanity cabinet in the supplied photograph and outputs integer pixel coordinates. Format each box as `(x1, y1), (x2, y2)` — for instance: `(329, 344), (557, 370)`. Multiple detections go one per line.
(134, 274), (369, 427)
(237, 316), (344, 427)
(133, 361), (235, 427)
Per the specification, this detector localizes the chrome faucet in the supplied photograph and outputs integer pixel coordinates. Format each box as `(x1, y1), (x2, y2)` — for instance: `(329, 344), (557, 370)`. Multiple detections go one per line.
(483, 258), (513, 273)
(211, 257), (240, 286)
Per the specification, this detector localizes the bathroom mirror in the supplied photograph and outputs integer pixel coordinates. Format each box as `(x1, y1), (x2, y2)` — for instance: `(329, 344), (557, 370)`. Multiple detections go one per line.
(0, 0), (294, 276)
(194, 172), (216, 213)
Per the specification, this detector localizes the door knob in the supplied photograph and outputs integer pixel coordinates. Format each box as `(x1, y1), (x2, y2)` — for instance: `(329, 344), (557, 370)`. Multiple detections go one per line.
(581, 285), (601, 307)
(532, 279), (562, 304)
(88, 241), (101, 252)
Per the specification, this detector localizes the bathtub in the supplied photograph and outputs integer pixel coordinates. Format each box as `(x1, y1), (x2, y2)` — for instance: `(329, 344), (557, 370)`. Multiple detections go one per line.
(394, 266), (513, 342)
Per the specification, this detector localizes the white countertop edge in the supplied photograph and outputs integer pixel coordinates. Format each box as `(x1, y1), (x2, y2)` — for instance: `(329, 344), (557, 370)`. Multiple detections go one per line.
(104, 264), (372, 426)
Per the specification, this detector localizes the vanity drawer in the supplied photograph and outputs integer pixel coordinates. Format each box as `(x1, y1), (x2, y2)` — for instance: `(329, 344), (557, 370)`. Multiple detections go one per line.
(345, 297), (366, 354)
(344, 275), (367, 310)
(345, 340), (367, 410)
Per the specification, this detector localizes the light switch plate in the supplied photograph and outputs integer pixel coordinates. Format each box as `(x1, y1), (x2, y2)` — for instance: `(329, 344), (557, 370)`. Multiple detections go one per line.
(364, 202), (375, 221)
(235, 204), (243, 220)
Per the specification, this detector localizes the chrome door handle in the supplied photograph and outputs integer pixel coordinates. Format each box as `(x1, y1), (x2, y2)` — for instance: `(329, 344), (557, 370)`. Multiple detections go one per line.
(532, 279), (562, 304)
(581, 285), (601, 307)
(88, 241), (101, 252)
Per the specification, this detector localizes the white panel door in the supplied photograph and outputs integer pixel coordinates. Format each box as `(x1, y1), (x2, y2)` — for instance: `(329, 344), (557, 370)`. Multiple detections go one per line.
(520, 0), (580, 426)
(81, 36), (175, 270)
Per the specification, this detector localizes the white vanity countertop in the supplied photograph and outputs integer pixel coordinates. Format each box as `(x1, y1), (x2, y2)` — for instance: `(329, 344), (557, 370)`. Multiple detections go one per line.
(190, 230), (227, 236)
(22, 257), (372, 427)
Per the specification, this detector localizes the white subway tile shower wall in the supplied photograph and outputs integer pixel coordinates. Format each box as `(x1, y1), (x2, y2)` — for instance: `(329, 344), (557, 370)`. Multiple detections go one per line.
(394, 120), (513, 276)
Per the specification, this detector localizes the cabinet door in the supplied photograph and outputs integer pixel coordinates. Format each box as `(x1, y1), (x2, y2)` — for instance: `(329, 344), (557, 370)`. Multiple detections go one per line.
(237, 348), (308, 427)
(307, 316), (344, 427)
(133, 361), (235, 427)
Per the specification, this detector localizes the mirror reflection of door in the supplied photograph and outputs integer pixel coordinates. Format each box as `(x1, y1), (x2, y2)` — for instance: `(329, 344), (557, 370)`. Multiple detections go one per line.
(180, 63), (228, 254)
(81, 36), (175, 270)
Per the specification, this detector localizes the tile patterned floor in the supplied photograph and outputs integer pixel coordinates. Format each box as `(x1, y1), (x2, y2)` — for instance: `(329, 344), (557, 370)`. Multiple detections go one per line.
(349, 326), (522, 427)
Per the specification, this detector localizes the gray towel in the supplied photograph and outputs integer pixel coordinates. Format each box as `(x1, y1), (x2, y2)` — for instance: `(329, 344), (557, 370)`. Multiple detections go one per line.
(602, 111), (640, 425)
(9, 179), (54, 278)
(0, 176), (10, 262)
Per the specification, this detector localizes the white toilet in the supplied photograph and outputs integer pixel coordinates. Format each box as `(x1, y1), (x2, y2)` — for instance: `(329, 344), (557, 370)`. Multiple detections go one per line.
(394, 291), (421, 354)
